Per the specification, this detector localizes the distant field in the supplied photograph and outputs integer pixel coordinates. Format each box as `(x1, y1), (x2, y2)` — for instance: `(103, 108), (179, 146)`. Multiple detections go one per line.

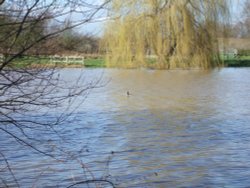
(1, 55), (105, 68)
(2, 54), (250, 68)
(84, 57), (250, 68)
(219, 37), (250, 67)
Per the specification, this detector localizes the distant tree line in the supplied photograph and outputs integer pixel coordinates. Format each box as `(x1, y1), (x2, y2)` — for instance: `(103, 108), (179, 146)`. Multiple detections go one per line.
(50, 30), (100, 55)
(0, 9), (100, 56)
(225, 0), (250, 38)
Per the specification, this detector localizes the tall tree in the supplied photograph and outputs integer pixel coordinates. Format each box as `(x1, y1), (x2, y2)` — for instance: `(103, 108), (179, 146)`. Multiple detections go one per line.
(102, 0), (231, 69)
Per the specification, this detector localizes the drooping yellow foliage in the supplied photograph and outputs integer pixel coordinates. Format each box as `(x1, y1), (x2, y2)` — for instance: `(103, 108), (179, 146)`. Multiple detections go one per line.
(102, 0), (230, 69)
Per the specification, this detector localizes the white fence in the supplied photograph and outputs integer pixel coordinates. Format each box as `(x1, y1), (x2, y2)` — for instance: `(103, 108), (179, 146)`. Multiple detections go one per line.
(220, 48), (238, 59)
(50, 55), (84, 64)
(0, 54), (85, 65)
(0, 54), (4, 62)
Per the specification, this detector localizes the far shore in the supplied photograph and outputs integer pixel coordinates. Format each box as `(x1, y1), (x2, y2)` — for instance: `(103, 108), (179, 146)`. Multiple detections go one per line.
(3, 55), (250, 69)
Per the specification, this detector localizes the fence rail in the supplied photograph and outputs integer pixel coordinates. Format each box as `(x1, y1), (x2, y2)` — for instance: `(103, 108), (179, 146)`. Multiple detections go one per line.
(50, 55), (84, 64)
(0, 54), (85, 65)
(0, 54), (3, 62)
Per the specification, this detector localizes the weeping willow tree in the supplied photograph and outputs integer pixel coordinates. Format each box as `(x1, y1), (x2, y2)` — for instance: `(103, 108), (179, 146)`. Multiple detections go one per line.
(102, 0), (231, 69)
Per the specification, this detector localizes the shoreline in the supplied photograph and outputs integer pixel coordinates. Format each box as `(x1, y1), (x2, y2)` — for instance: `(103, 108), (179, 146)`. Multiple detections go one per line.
(5, 57), (250, 69)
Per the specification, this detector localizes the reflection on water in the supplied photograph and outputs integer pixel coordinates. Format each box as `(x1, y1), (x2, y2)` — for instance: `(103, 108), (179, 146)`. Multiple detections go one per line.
(1, 68), (250, 187)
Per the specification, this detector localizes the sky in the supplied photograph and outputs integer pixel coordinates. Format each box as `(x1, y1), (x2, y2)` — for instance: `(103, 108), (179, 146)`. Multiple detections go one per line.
(66, 0), (109, 36)
(231, 0), (246, 23)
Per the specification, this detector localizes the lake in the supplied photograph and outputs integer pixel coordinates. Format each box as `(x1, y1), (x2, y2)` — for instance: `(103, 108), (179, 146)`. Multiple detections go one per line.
(1, 68), (250, 187)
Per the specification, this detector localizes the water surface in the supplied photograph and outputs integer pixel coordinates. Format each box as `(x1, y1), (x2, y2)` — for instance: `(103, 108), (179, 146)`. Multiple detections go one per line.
(1, 68), (250, 187)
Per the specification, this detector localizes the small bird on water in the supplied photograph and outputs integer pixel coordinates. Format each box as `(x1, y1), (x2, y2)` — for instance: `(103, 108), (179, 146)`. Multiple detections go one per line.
(127, 91), (130, 96)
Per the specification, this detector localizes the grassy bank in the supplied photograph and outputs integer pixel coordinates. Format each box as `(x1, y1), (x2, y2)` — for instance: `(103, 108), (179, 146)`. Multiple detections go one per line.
(84, 58), (106, 67)
(5, 56), (105, 68)
(3, 55), (250, 68)
(224, 56), (250, 67)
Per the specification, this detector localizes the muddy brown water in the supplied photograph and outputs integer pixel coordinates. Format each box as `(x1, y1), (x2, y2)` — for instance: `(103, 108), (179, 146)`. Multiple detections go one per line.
(1, 68), (250, 187)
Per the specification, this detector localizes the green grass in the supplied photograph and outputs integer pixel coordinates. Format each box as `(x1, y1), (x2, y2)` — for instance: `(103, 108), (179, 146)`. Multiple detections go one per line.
(10, 56), (51, 68)
(5, 56), (105, 68)
(81, 55), (250, 68)
(83, 58), (106, 68)
(223, 55), (250, 67)
(3, 54), (250, 69)
(18, 56), (106, 68)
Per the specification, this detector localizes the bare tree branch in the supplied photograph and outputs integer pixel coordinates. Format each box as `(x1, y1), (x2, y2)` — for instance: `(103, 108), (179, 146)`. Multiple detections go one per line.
(66, 179), (116, 188)
(0, 152), (20, 188)
(0, 0), (113, 187)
